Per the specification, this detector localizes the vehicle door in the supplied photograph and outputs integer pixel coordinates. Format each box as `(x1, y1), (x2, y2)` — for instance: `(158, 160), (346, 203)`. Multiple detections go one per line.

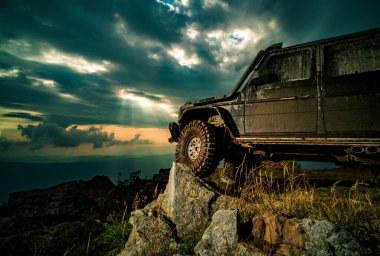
(321, 32), (380, 135)
(244, 47), (318, 134)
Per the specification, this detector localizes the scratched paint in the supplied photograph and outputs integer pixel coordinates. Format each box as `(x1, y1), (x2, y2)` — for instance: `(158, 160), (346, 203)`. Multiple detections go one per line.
(325, 34), (380, 77)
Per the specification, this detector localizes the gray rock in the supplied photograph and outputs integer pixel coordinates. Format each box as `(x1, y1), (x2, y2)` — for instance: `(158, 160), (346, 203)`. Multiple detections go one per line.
(119, 209), (174, 256)
(234, 243), (264, 256)
(161, 162), (217, 239)
(117, 162), (362, 256)
(300, 219), (360, 256)
(194, 209), (238, 256)
(249, 211), (360, 256)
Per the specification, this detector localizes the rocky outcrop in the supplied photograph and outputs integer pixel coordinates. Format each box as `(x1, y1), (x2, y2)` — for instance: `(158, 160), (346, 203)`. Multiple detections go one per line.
(120, 209), (174, 256)
(161, 162), (217, 239)
(8, 175), (116, 219)
(0, 172), (170, 256)
(301, 219), (360, 256)
(120, 162), (362, 256)
(194, 209), (262, 256)
(252, 211), (361, 256)
(194, 209), (239, 255)
(119, 162), (219, 255)
(1, 176), (118, 256)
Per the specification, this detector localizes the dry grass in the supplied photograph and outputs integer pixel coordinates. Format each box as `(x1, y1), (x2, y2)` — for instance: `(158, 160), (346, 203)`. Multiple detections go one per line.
(229, 159), (380, 254)
(237, 161), (315, 219)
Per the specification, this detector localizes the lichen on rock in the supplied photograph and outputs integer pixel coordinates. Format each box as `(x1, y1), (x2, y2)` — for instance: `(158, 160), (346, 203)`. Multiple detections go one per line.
(194, 209), (238, 255)
(300, 219), (361, 256)
(119, 209), (174, 256)
(161, 162), (218, 239)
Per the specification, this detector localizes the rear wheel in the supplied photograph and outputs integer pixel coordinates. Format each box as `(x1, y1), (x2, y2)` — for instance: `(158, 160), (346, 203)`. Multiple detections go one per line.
(176, 120), (219, 176)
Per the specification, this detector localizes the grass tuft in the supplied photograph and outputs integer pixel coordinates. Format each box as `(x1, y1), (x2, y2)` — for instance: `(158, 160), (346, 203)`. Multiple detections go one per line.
(231, 159), (380, 254)
(98, 204), (133, 256)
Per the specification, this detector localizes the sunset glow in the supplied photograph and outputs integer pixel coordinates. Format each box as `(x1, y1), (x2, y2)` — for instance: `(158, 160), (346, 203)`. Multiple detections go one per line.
(74, 124), (171, 145)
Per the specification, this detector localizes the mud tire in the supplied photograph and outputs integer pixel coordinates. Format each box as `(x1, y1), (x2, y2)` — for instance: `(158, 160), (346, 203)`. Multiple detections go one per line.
(176, 120), (219, 176)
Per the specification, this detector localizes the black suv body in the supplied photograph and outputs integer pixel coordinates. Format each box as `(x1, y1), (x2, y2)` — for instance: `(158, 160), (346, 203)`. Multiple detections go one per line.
(169, 28), (380, 176)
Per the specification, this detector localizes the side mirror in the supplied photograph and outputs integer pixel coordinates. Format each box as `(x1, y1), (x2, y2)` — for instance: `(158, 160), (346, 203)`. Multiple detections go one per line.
(250, 72), (278, 86)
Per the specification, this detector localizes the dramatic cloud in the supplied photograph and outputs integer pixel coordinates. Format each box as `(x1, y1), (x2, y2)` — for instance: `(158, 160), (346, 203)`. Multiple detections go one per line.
(0, 0), (379, 156)
(3, 112), (46, 122)
(17, 123), (151, 150)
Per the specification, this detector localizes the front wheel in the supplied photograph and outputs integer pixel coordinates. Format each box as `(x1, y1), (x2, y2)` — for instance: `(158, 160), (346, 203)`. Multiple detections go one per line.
(176, 120), (219, 176)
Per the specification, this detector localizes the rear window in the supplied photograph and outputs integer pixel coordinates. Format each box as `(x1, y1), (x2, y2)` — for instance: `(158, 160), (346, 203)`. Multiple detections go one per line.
(264, 50), (311, 83)
(324, 36), (380, 77)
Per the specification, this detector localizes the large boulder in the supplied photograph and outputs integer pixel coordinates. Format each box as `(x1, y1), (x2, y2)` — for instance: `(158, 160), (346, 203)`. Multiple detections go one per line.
(119, 208), (174, 256)
(119, 163), (220, 255)
(119, 163), (362, 256)
(161, 162), (218, 239)
(194, 210), (239, 255)
(195, 209), (262, 256)
(301, 219), (360, 256)
(251, 211), (360, 256)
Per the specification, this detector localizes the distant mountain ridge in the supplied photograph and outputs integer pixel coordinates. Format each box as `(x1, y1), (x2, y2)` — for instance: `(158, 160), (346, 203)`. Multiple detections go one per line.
(0, 154), (174, 204)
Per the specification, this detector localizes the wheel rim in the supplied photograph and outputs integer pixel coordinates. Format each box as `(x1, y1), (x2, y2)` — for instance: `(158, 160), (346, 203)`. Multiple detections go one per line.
(187, 135), (201, 161)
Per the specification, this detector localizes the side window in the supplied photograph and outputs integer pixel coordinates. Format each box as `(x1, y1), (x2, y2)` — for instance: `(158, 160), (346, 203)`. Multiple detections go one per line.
(324, 36), (380, 77)
(263, 50), (311, 83)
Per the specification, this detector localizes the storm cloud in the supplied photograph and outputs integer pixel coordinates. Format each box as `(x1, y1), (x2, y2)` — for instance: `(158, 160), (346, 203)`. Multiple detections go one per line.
(0, 0), (379, 130)
(17, 123), (151, 150)
(3, 112), (46, 122)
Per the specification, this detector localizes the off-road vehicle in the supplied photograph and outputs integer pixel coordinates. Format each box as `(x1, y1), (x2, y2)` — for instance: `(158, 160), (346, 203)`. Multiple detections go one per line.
(169, 28), (380, 176)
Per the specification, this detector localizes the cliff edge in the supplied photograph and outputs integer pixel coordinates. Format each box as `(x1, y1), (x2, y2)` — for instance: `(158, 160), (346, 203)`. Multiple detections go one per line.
(118, 162), (361, 256)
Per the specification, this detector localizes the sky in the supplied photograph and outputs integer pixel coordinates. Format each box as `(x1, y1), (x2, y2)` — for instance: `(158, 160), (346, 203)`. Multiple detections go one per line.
(0, 0), (380, 161)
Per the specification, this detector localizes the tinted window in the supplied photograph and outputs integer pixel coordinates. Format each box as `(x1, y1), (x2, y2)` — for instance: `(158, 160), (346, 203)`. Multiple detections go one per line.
(263, 50), (311, 83)
(325, 36), (380, 77)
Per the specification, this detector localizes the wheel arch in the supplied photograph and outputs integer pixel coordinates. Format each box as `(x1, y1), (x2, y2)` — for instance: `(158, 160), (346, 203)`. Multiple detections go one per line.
(179, 107), (239, 139)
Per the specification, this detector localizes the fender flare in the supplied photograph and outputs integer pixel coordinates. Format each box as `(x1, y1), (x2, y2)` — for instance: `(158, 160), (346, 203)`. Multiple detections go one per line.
(178, 106), (239, 138)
